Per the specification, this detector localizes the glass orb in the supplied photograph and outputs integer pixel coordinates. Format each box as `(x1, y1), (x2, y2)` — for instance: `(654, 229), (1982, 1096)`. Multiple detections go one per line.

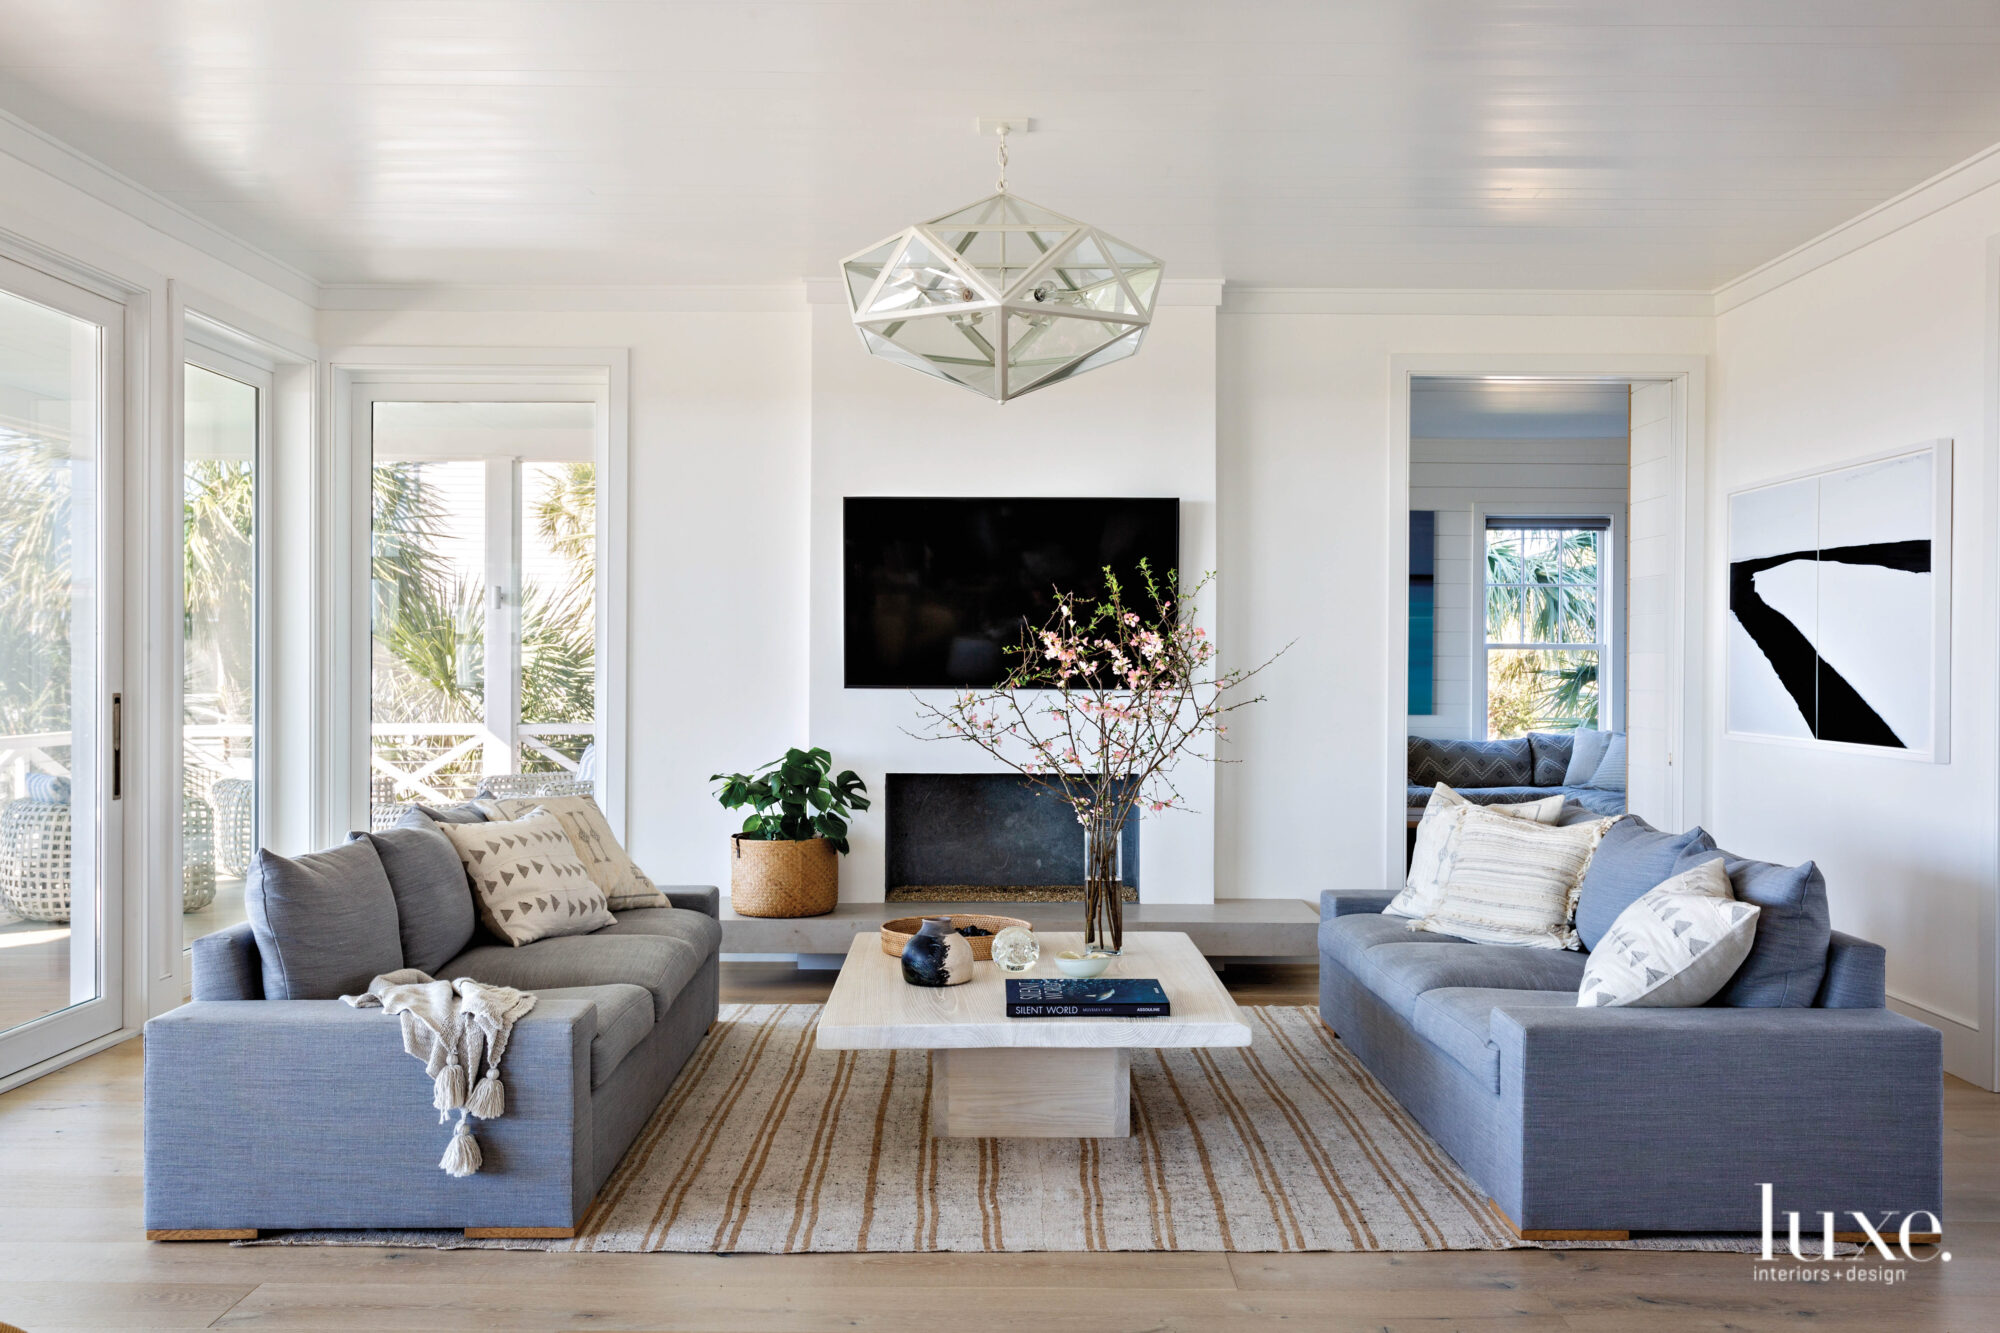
(990, 925), (1040, 973)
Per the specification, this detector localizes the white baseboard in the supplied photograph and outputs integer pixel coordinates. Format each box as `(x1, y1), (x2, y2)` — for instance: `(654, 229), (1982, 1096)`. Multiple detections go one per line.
(1887, 990), (1994, 1091)
(0, 1026), (141, 1096)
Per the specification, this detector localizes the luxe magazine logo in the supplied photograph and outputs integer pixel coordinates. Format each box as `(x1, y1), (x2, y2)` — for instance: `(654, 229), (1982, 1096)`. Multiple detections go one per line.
(1757, 1184), (1949, 1278)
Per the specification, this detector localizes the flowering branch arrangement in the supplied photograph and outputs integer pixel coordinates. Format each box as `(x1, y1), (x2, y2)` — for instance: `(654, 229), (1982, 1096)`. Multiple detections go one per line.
(909, 563), (1283, 950)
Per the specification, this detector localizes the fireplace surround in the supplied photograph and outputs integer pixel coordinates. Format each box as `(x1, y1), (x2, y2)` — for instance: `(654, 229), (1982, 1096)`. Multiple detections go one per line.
(884, 773), (1140, 903)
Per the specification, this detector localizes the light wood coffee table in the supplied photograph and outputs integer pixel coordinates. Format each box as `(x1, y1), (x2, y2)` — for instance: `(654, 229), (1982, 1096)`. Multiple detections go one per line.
(817, 930), (1251, 1138)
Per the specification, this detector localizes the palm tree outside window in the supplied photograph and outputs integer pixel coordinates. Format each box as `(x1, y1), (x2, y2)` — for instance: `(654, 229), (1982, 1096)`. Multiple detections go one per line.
(1484, 520), (1608, 738)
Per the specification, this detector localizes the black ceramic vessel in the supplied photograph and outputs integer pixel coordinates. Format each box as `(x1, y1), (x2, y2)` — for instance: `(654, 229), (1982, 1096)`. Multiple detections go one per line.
(900, 916), (974, 987)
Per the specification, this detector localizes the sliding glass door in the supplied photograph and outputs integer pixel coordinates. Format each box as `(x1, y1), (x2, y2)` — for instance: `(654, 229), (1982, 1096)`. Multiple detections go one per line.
(367, 400), (600, 827)
(0, 257), (125, 1079)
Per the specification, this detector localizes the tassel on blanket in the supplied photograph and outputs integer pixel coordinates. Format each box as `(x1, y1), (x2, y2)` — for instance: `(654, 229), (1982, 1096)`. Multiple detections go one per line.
(440, 1115), (482, 1178)
(433, 1052), (467, 1114)
(466, 1067), (505, 1119)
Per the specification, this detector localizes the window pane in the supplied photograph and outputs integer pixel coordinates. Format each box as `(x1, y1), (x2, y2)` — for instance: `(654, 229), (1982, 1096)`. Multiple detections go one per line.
(518, 460), (596, 776)
(1558, 530), (1599, 582)
(371, 458), (486, 824)
(1527, 587), (1598, 645)
(182, 364), (258, 948)
(0, 288), (103, 1034)
(1488, 649), (1599, 738)
(1486, 586), (1521, 642)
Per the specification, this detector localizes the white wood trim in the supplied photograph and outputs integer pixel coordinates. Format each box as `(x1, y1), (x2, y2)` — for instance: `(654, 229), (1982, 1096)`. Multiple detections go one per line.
(1224, 288), (1713, 318)
(1385, 355), (1707, 894)
(322, 348), (631, 843)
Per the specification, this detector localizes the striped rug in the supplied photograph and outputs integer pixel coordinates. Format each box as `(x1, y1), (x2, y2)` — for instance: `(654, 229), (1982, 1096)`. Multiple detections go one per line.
(565, 1002), (1515, 1253)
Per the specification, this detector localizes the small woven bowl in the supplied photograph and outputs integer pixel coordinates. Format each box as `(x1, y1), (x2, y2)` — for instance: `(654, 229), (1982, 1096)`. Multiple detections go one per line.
(879, 914), (1032, 962)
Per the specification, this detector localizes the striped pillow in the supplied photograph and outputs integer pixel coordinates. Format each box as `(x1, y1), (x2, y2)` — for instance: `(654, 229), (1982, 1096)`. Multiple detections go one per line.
(1416, 807), (1616, 949)
(1384, 784), (1567, 920)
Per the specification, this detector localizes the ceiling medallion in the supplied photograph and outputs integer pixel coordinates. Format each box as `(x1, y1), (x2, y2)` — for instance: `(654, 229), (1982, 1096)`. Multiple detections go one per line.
(840, 123), (1164, 402)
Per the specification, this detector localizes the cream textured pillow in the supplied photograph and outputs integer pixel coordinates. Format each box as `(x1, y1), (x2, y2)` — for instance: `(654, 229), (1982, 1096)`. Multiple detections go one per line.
(1384, 784), (1567, 920)
(441, 812), (615, 946)
(476, 793), (668, 911)
(1416, 807), (1615, 949)
(1578, 859), (1761, 1007)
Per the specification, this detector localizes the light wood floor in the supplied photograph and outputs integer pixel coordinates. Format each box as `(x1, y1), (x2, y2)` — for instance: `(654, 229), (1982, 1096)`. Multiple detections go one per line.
(0, 961), (1993, 1332)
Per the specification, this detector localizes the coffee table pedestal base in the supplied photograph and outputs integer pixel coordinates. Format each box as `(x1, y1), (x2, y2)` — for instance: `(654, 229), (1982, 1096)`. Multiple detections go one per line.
(931, 1047), (1132, 1138)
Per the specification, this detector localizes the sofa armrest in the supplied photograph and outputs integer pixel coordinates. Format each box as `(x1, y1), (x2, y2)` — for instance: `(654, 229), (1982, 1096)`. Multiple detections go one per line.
(143, 997), (598, 1231)
(190, 921), (262, 1000)
(1816, 930), (1887, 1008)
(659, 884), (720, 919)
(1320, 889), (1396, 919)
(1489, 1003), (1942, 1230)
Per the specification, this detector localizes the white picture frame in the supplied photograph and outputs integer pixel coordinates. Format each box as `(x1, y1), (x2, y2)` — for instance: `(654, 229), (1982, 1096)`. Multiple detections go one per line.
(1724, 439), (1952, 762)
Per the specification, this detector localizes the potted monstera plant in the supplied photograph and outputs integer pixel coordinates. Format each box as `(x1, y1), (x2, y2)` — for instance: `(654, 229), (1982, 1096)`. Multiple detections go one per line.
(711, 747), (869, 917)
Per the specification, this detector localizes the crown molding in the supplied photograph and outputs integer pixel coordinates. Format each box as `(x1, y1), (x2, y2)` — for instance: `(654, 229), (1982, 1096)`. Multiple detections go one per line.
(316, 282), (808, 313)
(0, 105), (319, 307)
(1713, 140), (2000, 315)
(802, 275), (1224, 308)
(1221, 287), (1714, 318)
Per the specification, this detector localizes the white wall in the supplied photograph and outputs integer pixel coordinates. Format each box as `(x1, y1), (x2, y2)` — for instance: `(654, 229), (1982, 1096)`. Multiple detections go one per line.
(805, 288), (1221, 905)
(315, 304), (812, 899)
(1214, 305), (1710, 902)
(1711, 181), (2000, 1087)
(1409, 435), (1630, 741)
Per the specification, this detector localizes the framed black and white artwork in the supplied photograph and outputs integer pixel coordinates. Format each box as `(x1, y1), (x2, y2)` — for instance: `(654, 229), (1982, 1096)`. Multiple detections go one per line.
(1726, 441), (1951, 761)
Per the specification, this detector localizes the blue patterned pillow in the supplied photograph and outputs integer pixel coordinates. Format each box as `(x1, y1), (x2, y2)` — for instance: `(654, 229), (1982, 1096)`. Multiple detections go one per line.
(1584, 734), (1627, 792)
(1407, 736), (1533, 788)
(1527, 733), (1574, 787)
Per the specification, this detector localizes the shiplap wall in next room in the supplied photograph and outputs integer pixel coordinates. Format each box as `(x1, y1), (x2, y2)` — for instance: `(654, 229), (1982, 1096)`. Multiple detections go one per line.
(1408, 436), (1631, 741)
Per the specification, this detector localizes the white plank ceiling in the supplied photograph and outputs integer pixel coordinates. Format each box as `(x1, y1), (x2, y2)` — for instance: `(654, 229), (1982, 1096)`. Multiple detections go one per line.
(0, 1), (1998, 289)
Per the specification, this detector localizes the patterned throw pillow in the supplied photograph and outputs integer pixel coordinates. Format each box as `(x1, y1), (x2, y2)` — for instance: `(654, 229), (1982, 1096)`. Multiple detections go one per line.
(440, 812), (615, 946)
(1384, 784), (1567, 920)
(1416, 806), (1616, 949)
(475, 793), (668, 911)
(1577, 859), (1761, 1007)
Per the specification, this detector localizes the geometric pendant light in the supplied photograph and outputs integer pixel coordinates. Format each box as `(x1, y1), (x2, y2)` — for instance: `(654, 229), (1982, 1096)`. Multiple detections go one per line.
(840, 127), (1163, 401)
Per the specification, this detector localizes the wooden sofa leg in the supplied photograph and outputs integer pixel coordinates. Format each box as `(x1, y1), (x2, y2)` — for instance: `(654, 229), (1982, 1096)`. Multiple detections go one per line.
(1489, 1199), (1628, 1243)
(1837, 1231), (1943, 1245)
(146, 1229), (257, 1241)
(464, 1225), (576, 1239)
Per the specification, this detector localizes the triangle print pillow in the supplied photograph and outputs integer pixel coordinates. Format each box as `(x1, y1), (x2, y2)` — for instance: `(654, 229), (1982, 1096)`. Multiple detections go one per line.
(1577, 857), (1761, 1007)
(441, 811), (615, 946)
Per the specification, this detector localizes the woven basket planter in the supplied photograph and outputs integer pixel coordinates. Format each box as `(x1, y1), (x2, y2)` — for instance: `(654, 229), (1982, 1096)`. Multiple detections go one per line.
(729, 835), (838, 918)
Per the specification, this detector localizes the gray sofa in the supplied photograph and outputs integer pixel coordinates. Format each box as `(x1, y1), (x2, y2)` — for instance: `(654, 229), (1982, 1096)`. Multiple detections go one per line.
(144, 808), (721, 1238)
(1321, 816), (1943, 1237)
(1408, 733), (1625, 819)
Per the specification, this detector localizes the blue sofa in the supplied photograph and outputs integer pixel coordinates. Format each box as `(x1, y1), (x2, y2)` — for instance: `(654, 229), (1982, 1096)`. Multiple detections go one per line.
(144, 812), (721, 1239)
(1407, 733), (1626, 820)
(1320, 815), (1943, 1238)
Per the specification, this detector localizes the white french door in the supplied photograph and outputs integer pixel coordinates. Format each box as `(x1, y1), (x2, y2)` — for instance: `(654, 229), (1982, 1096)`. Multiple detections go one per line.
(0, 253), (126, 1080)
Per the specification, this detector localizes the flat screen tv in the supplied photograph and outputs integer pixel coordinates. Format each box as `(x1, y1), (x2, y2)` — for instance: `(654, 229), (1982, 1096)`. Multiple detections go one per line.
(844, 496), (1180, 689)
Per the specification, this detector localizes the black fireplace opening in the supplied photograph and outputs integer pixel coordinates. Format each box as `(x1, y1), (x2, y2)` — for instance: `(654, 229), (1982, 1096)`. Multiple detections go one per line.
(884, 773), (1140, 903)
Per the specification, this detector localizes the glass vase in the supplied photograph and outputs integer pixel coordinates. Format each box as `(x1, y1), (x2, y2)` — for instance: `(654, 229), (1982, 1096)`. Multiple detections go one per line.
(1082, 812), (1125, 955)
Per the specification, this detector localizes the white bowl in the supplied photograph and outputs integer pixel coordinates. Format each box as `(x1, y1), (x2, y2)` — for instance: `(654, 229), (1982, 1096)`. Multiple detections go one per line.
(1054, 951), (1112, 979)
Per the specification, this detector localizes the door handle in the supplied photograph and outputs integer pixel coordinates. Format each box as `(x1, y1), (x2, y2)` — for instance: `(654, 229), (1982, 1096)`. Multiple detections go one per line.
(111, 692), (122, 801)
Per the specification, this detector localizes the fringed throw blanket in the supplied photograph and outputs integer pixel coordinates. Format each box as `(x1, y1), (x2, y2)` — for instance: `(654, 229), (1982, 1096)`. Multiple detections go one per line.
(341, 970), (537, 1176)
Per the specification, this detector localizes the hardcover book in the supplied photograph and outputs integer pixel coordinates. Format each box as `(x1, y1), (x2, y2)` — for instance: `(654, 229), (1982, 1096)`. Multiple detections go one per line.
(1005, 978), (1171, 1018)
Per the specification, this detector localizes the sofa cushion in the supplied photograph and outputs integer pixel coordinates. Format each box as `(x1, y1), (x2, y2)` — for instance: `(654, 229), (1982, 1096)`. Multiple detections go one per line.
(361, 811), (476, 974)
(1360, 941), (1590, 1021)
(443, 922), (714, 1021)
(1413, 808), (1614, 950)
(1573, 817), (1711, 951)
(1318, 911), (1467, 978)
(1407, 736), (1533, 789)
(533, 982), (654, 1088)
(1585, 733), (1628, 792)
(1527, 732), (1574, 786)
(1564, 729), (1612, 785)
(1452, 786), (1571, 806)
(1412, 988), (1577, 1090)
(1560, 787), (1628, 817)
(440, 813), (616, 946)
(595, 906), (728, 957)
(1674, 834), (1832, 1007)
(1387, 785), (1566, 919)
(1578, 858), (1761, 1008)
(245, 840), (403, 1000)
(415, 801), (488, 823)
(475, 793), (670, 911)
